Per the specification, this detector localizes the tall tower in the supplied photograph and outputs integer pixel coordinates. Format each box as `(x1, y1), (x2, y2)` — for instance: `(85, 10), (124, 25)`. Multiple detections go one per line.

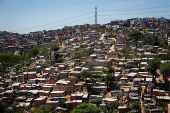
(95, 6), (97, 25)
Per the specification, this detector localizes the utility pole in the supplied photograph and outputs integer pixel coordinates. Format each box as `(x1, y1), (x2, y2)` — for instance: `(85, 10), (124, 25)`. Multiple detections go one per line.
(95, 6), (97, 25)
(95, 6), (97, 29)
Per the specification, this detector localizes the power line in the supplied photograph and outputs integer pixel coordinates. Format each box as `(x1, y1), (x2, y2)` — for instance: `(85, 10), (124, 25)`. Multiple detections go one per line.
(12, 11), (94, 32)
(98, 10), (170, 16)
(99, 5), (170, 11)
(45, 16), (94, 30)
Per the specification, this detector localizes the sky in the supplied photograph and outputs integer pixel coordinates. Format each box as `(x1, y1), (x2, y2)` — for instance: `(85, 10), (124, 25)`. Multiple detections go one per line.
(0, 0), (170, 34)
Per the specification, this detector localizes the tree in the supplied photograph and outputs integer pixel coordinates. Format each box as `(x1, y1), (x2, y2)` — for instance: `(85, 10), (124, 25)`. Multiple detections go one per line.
(37, 40), (43, 45)
(79, 70), (90, 80)
(25, 45), (39, 61)
(86, 48), (95, 56)
(105, 73), (115, 90)
(123, 22), (128, 27)
(58, 99), (67, 108)
(0, 102), (11, 113)
(88, 98), (102, 105)
(151, 48), (158, 54)
(10, 90), (18, 102)
(54, 53), (61, 62)
(146, 58), (161, 78)
(72, 103), (101, 113)
(80, 44), (88, 48)
(50, 42), (60, 52)
(128, 29), (144, 47)
(140, 53), (146, 59)
(160, 102), (169, 113)
(107, 63), (115, 74)
(160, 62), (170, 84)
(11, 102), (24, 113)
(31, 105), (54, 113)
(71, 50), (84, 59)
(131, 101), (140, 112)
(120, 46), (135, 61)
(105, 64), (116, 90)
(104, 101), (118, 113)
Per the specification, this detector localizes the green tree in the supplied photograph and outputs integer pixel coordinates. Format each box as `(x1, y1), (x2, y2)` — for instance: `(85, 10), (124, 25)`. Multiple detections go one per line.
(0, 53), (21, 77)
(0, 102), (11, 113)
(37, 40), (43, 45)
(71, 50), (84, 59)
(146, 58), (161, 78)
(31, 105), (54, 113)
(151, 48), (158, 54)
(140, 53), (146, 59)
(104, 101), (118, 113)
(131, 101), (140, 112)
(160, 102), (169, 113)
(25, 45), (39, 61)
(88, 98), (102, 105)
(86, 49), (95, 56)
(105, 73), (115, 90)
(10, 90), (18, 102)
(107, 63), (115, 74)
(80, 44), (88, 48)
(79, 70), (90, 80)
(11, 102), (24, 113)
(128, 29), (144, 47)
(120, 46), (135, 61)
(160, 62), (170, 84)
(58, 99), (67, 108)
(51, 43), (60, 52)
(72, 103), (101, 113)
(105, 64), (116, 90)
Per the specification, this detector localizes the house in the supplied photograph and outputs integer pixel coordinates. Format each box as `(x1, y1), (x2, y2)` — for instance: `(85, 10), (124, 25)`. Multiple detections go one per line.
(34, 96), (47, 108)
(46, 101), (58, 108)
(23, 72), (36, 79)
(51, 91), (65, 97)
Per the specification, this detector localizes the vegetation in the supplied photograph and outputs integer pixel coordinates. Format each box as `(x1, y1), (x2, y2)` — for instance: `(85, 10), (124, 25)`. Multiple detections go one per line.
(146, 58), (161, 78)
(88, 98), (102, 105)
(151, 48), (159, 53)
(0, 102), (11, 113)
(105, 28), (115, 34)
(159, 54), (170, 60)
(72, 103), (101, 113)
(41, 64), (47, 68)
(25, 45), (39, 61)
(10, 90), (18, 102)
(31, 104), (54, 113)
(0, 53), (21, 77)
(105, 64), (116, 90)
(71, 50), (84, 59)
(39, 42), (59, 57)
(128, 29), (144, 47)
(104, 101), (118, 113)
(140, 53), (146, 59)
(37, 40), (43, 45)
(131, 101), (140, 112)
(11, 102), (24, 113)
(59, 37), (71, 43)
(160, 62), (170, 84)
(160, 102), (169, 113)
(120, 46), (135, 60)
(86, 48), (95, 56)
(58, 99), (67, 108)
(80, 44), (88, 48)
(79, 70), (90, 80)
(143, 35), (170, 49)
